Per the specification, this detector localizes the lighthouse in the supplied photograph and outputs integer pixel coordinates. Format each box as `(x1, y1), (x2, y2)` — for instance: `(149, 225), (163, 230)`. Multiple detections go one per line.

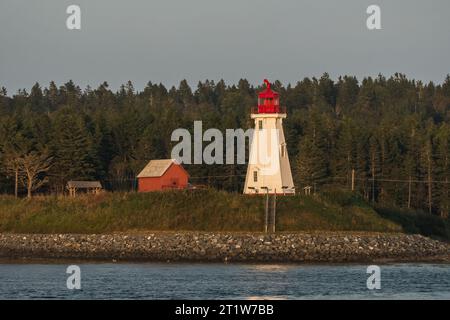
(244, 79), (295, 195)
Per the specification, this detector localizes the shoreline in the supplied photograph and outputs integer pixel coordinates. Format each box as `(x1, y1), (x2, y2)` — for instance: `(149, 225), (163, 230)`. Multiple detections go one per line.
(1, 256), (449, 265)
(0, 232), (449, 264)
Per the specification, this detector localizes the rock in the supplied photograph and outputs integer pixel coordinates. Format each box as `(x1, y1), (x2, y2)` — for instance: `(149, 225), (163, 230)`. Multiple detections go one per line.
(0, 232), (448, 263)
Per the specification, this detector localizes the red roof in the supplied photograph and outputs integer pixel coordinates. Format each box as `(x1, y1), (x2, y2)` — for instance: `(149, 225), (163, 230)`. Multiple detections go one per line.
(254, 79), (283, 114)
(258, 79), (279, 99)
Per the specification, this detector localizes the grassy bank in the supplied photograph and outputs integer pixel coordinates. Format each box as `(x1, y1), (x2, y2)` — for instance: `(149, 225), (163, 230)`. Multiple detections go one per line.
(375, 207), (450, 241)
(0, 189), (448, 239)
(0, 189), (405, 234)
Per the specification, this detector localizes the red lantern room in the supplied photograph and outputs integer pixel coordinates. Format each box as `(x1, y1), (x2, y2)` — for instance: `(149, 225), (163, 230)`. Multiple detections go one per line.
(256, 79), (282, 114)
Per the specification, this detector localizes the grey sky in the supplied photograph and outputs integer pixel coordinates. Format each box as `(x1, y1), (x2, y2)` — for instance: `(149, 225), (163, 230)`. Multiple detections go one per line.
(1, 0), (449, 93)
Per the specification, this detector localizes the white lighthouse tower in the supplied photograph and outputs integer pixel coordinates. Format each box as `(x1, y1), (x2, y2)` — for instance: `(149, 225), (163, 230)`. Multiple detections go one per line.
(244, 79), (295, 195)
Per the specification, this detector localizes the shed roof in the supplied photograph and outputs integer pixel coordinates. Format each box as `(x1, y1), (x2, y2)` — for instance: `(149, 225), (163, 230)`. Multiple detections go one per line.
(67, 181), (102, 189)
(137, 159), (188, 178)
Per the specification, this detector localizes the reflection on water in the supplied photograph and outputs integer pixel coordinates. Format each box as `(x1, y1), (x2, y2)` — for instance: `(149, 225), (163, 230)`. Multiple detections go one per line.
(246, 296), (288, 300)
(244, 264), (293, 272)
(0, 263), (449, 299)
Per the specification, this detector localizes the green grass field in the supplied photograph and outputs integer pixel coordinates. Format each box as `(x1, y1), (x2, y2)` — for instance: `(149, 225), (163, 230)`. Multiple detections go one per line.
(0, 189), (448, 239)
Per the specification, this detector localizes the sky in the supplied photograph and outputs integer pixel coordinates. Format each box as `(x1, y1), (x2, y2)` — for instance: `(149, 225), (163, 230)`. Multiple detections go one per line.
(1, 0), (450, 93)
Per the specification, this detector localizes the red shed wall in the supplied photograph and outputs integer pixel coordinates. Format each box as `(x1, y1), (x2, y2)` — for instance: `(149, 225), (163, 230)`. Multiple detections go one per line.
(138, 164), (188, 192)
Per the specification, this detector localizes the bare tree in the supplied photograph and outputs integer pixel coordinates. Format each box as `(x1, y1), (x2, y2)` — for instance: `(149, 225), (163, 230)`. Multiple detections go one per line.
(4, 153), (22, 198)
(20, 151), (52, 198)
(3, 143), (27, 198)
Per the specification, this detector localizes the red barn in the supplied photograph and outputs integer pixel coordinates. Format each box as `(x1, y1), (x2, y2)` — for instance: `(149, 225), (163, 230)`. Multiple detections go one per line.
(137, 159), (189, 192)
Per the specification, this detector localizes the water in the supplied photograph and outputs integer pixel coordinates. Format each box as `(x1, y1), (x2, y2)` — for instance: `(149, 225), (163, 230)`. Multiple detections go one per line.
(0, 262), (449, 299)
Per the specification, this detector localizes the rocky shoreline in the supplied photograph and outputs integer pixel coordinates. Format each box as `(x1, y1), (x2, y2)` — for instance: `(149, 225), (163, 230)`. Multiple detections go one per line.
(0, 232), (449, 263)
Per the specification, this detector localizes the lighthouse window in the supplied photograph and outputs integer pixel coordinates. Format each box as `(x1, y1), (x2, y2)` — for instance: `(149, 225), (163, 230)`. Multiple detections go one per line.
(281, 145), (286, 157)
(253, 171), (258, 182)
(258, 120), (263, 130)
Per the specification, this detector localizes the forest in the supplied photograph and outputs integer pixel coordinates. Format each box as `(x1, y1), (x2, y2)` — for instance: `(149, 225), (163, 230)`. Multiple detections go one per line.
(0, 73), (449, 217)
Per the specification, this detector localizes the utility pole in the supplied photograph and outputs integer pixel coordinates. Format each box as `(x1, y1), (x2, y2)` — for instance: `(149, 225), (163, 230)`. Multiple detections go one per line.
(427, 150), (432, 214)
(272, 191), (277, 233)
(265, 190), (269, 233)
(262, 187), (269, 233)
(351, 169), (355, 192)
(371, 165), (376, 204)
(408, 176), (412, 209)
(14, 168), (19, 198)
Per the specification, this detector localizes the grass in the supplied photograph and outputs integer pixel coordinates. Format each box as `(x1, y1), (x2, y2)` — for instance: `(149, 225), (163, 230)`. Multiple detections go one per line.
(277, 191), (401, 232)
(375, 206), (450, 241)
(0, 188), (409, 235)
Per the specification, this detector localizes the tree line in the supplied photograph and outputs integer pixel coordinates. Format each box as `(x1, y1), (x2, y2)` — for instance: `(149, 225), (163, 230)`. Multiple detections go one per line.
(0, 74), (449, 216)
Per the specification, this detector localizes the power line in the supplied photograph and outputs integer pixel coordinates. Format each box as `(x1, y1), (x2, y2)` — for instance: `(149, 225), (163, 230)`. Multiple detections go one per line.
(189, 174), (246, 179)
(331, 176), (450, 184)
(100, 174), (449, 185)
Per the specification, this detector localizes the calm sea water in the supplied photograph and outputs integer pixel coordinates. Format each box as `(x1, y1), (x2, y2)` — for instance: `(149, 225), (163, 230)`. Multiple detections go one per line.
(0, 262), (449, 299)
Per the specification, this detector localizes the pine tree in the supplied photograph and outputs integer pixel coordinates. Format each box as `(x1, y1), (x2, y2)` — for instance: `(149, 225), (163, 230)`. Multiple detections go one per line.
(402, 116), (422, 209)
(296, 136), (328, 190)
(0, 87), (8, 115)
(332, 119), (356, 187)
(30, 83), (44, 113)
(434, 124), (450, 217)
(368, 135), (381, 204)
(0, 76), (448, 213)
(50, 108), (97, 191)
(419, 124), (436, 214)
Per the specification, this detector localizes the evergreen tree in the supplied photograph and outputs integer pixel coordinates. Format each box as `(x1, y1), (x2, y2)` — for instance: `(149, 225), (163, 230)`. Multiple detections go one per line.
(434, 124), (450, 217)
(50, 108), (97, 191)
(0, 76), (448, 215)
(296, 135), (328, 190)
